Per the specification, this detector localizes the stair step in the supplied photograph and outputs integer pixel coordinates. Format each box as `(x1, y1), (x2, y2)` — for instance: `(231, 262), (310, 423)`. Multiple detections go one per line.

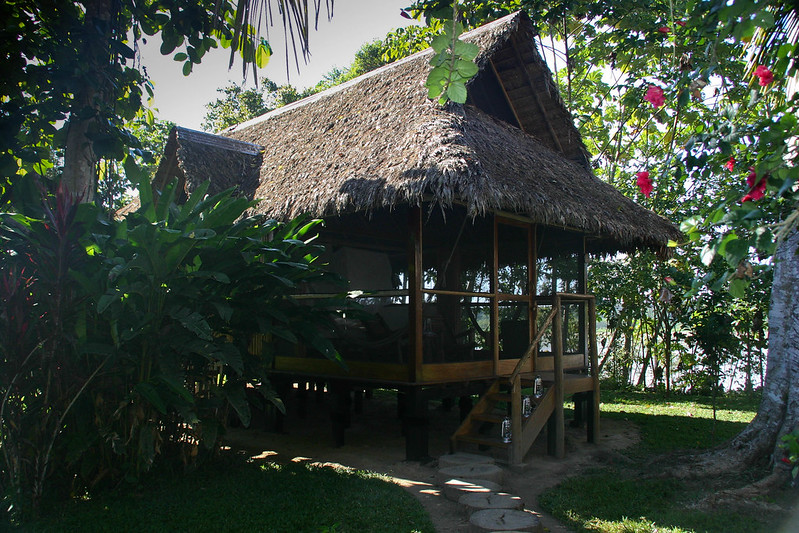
(472, 412), (507, 424)
(488, 393), (512, 402)
(455, 434), (510, 449)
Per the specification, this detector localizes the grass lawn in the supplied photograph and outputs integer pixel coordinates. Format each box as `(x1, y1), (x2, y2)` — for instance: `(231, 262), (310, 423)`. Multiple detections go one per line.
(21, 457), (434, 533)
(540, 389), (798, 533)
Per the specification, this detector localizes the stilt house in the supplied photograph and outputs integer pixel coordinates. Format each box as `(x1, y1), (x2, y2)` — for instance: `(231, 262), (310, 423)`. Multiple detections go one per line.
(154, 12), (681, 463)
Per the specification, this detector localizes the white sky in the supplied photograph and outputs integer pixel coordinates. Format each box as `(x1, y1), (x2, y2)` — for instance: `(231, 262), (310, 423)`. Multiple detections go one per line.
(139, 1), (417, 131)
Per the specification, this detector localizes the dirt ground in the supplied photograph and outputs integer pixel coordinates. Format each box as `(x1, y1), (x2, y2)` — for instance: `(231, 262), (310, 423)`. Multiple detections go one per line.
(223, 388), (640, 532)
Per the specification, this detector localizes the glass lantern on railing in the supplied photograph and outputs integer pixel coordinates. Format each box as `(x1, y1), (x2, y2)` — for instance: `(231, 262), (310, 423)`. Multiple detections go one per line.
(501, 416), (512, 443)
(533, 375), (543, 399)
(522, 396), (533, 418)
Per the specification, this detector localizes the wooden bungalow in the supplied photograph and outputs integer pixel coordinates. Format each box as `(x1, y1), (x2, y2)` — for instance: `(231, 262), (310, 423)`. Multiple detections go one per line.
(154, 12), (681, 463)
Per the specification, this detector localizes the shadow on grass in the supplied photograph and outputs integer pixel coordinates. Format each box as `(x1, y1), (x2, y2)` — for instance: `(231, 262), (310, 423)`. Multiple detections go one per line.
(25, 456), (435, 533)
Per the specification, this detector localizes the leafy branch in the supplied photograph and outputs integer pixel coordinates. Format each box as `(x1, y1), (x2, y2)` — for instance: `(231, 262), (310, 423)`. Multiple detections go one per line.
(425, 5), (479, 105)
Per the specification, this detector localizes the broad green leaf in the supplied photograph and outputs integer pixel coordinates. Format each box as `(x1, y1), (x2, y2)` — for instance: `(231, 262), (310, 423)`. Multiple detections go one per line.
(255, 41), (272, 68)
(724, 238), (749, 267)
(223, 384), (251, 427)
(447, 81), (468, 103)
(455, 59), (479, 77)
(716, 232), (738, 256)
(729, 278), (747, 298)
(453, 41), (479, 60)
(135, 382), (167, 414)
(431, 34), (450, 54)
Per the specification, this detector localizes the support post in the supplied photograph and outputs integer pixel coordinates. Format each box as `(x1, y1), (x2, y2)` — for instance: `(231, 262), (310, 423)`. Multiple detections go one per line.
(330, 382), (351, 447)
(458, 395), (473, 422)
(588, 296), (600, 443)
(297, 381), (309, 419)
(511, 376), (523, 464)
(552, 295), (565, 458)
(403, 387), (430, 461)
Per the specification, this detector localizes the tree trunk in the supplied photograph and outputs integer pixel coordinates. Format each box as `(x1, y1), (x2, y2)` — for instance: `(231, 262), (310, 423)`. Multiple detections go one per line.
(674, 230), (799, 480)
(62, 113), (97, 203)
(61, 0), (114, 203)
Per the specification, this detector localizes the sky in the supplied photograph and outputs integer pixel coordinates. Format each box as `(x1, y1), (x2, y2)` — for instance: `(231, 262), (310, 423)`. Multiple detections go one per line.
(139, 1), (418, 131)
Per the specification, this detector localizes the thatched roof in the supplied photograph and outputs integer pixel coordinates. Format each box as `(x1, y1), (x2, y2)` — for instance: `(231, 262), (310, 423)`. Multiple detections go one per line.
(155, 11), (680, 255)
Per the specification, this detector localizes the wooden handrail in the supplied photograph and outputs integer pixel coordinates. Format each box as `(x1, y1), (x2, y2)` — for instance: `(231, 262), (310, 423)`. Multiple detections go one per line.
(509, 304), (557, 383)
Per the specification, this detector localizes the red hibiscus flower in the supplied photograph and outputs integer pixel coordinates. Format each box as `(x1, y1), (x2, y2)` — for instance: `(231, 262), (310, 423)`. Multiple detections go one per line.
(675, 21), (687, 27)
(643, 85), (665, 108)
(636, 171), (654, 197)
(724, 157), (735, 171)
(658, 26), (671, 33)
(754, 65), (774, 86)
(741, 168), (766, 202)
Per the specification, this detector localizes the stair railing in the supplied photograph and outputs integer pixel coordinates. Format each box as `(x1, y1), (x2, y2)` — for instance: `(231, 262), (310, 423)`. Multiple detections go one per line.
(507, 295), (561, 463)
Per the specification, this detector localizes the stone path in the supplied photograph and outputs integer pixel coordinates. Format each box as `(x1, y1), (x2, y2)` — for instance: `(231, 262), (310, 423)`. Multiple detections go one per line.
(435, 452), (544, 532)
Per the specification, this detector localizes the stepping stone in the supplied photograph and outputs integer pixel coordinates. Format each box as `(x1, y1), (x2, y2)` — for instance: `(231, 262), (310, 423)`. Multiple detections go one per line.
(459, 492), (524, 515)
(437, 463), (504, 486)
(438, 452), (495, 469)
(442, 478), (502, 502)
(468, 509), (542, 532)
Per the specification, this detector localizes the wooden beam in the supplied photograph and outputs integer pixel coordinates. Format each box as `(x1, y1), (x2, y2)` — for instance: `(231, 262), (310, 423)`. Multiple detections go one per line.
(489, 58), (526, 133)
(509, 35), (564, 153)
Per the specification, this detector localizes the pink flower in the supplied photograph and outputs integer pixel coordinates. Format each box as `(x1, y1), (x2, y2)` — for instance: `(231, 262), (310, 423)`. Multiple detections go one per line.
(658, 26), (671, 34)
(636, 171), (654, 197)
(741, 168), (766, 202)
(664, 276), (674, 284)
(643, 85), (665, 108)
(724, 157), (736, 171)
(754, 65), (774, 86)
(675, 21), (687, 27)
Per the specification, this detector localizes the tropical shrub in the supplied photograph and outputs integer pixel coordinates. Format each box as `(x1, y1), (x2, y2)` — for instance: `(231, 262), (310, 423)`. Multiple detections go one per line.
(0, 178), (340, 518)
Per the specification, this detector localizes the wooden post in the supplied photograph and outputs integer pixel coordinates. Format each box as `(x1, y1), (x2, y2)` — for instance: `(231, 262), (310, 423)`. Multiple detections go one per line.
(588, 296), (600, 443)
(511, 376), (523, 464)
(491, 217), (499, 374)
(403, 387), (430, 461)
(552, 295), (565, 458)
(330, 381), (352, 447)
(409, 207), (423, 383)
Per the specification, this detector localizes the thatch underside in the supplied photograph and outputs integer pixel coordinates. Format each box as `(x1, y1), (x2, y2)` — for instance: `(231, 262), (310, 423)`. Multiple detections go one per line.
(156, 12), (680, 255)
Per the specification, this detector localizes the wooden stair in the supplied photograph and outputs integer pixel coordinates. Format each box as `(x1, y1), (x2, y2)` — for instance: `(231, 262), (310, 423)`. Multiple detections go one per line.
(450, 293), (601, 465)
(451, 377), (556, 464)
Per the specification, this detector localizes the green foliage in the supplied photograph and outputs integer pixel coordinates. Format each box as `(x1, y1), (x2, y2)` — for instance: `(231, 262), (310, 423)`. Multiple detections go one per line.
(779, 429), (799, 484)
(202, 78), (316, 132)
(27, 459), (435, 532)
(0, 178), (340, 518)
(0, 0), (307, 209)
